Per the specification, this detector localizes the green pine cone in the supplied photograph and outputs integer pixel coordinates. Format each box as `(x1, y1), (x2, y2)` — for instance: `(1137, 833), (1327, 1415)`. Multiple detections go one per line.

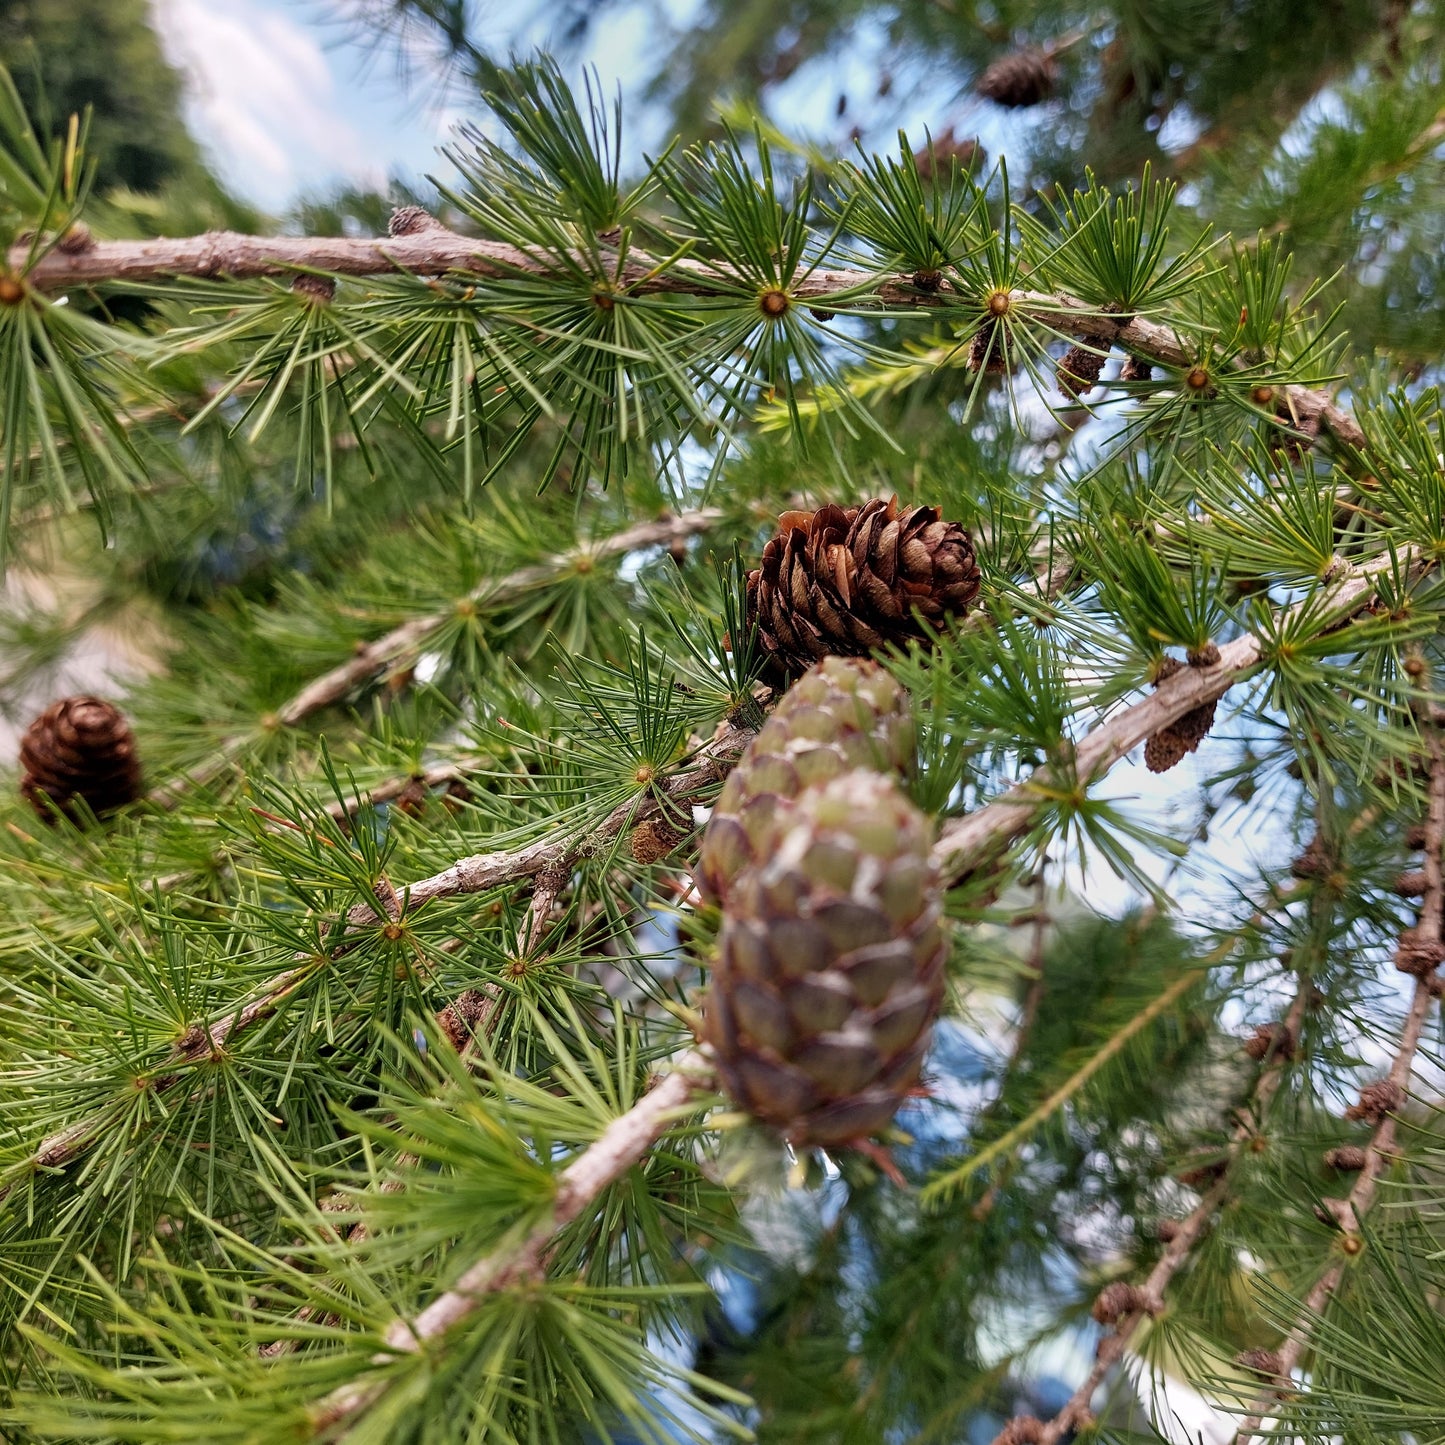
(704, 770), (945, 1147)
(698, 656), (914, 904)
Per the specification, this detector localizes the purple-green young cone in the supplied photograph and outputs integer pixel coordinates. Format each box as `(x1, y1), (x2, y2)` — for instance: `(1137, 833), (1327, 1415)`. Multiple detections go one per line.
(705, 770), (945, 1147)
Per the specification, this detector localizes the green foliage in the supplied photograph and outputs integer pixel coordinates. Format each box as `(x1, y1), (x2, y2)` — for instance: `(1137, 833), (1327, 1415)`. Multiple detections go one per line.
(1, 10), (1445, 1444)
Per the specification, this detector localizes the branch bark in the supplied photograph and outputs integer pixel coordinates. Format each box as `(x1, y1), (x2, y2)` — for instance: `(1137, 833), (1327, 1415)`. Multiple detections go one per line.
(3, 717), (752, 1196)
(931, 547), (1427, 885)
(1022, 951), (1316, 1444)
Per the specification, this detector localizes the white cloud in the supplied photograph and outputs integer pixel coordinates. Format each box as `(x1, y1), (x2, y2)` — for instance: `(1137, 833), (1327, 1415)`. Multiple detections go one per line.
(153, 0), (377, 205)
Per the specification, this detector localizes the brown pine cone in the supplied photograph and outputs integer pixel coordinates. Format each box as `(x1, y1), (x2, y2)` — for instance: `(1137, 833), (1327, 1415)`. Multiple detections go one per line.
(1236, 1347), (1288, 1391)
(1290, 837), (1334, 880)
(1091, 1281), (1160, 1326)
(976, 48), (1057, 108)
(747, 497), (982, 676)
(704, 770), (945, 1147)
(912, 128), (984, 181)
(968, 320), (1010, 374)
(631, 812), (690, 864)
(1394, 928), (1445, 977)
(1393, 869), (1427, 898)
(19, 696), (142, 822)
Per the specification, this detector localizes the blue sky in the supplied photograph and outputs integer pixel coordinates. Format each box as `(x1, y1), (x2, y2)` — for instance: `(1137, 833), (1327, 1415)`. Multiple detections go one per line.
(150, 0), (1032, 215)
(152, 0), (695, 212)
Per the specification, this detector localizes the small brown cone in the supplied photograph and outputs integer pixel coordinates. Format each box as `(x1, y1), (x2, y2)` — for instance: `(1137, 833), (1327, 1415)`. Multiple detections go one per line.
(1091, 1281), (1159, 1326)
(19, 696), (142, 822)
(704, 770), (945, 1147)
(1345, 1079), (1405, 1122)
(1143, 656), (1216, 774)
(747, 497), (982, 677)
(1057, 337), (1109, 397)
(1236, 1347), (1288, 1392)
(968, 320), (1009, 374)
(1242, 1021), (1296, 1062)
(631, 813), (690, 865)
(976, 48), (1057, 108)
(1393, 927), (1445, 977)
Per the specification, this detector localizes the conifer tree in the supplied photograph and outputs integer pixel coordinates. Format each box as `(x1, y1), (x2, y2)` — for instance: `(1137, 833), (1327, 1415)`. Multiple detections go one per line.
(1, 4), (1444, 1442)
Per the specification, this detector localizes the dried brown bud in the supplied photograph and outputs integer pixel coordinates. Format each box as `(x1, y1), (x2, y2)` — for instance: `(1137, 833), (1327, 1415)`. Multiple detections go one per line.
(1057, 336), (1109, 398)
(1235, 1348), (1287, 1390)
(1406, 822), (1429, 850)
(291, 273), (336, 305)
(1323, 1145), (1368, 1172)
(1176, 1156), (1228, 1189)
(968, 319), (1009, 373)
(630, 814), (689, 865)
(1393, 870), (1428, 898)
(1394, 928), (1445, 977)
(58, 222), (94, 254)
(991, 1417), (1046, 1445)
(1345, 1079), (1405, 1122)
(1155, 1218), (1182, 1243)
(1091, 1281), (1160, 1326)
(389, 205), (442, 237)
(436, 988), (494, 1051)
(1242, 1022), (1296, 1062)
(1120, 354), (1152, 383)
(1290, 838), (1334, 880)
(1267, 397), (1322, 461)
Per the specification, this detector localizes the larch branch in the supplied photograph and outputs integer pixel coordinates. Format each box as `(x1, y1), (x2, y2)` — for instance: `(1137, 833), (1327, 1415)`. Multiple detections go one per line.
(1231, 713), (1445, 1441)
(9, 224), (1363, 450)
(148, 506), (722, 806)
(309, 1061), (714, 1434)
